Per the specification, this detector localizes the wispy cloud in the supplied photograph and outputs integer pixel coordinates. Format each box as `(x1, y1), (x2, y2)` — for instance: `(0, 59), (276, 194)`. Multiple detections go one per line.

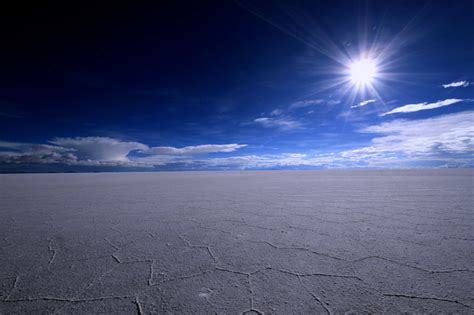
(289, 99), (323, 110)
(0, 101), (23, 118)
(351, 99), (375, 108)
(327, 100), (341, 106)
(442, 81), (470, 88)
(254, 117), (302, 130)
(0, 112), (21, 118)
(270, 108), (283, 116)
(380, 99), (464, 116)
(268, 99), (339, 119)
(144, 144), (246, 155)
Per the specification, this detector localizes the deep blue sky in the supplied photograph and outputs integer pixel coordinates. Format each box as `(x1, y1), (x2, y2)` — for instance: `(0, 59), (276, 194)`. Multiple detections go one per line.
(0, 0), (473, 172)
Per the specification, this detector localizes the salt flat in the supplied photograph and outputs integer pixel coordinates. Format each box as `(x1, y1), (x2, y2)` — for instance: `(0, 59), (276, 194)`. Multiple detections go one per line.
(0, 170), (473, 314)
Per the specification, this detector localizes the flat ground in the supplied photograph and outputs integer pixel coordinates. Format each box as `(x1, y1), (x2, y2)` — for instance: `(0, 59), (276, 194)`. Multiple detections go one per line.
(0, 170), (473, 314)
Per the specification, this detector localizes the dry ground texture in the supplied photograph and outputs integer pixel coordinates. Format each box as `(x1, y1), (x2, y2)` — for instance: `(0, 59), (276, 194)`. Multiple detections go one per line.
(0, 170), (473, 314)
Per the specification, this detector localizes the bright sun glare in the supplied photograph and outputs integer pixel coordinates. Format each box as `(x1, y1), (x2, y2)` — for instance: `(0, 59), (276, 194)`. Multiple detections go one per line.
(349, 58), (377, 86)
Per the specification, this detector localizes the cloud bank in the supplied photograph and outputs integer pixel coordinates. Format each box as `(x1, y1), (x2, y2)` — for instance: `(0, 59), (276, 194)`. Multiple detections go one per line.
(359, 111), (473, 156)
(1, 111), (472, 170)
(201, 111), (468, 168)
(50, 137), (148, 162)
(144, 144), (246, 155)
(187, 111), (474, 169)
(0, 137), (247, 168)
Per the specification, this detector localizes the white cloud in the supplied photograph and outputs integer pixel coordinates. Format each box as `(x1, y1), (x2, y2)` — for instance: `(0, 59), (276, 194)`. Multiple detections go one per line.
(0, 141), (73, 154)
(254, 117), (302, 130)
(327, 100), (341, 106)
(289, 99), (323, 110)
(179, 153), (324, 169)
(380, 99), (464, 116)
(0, 141), (34, 150)
(0, 137), (247, 168)
(144, 144), (246, 155)
(191, 112), (474, 169)
(360, 111), (474, 155)
(270, 108), (283, 116)
(2, 112), (472, 170)
(50, 137), (148, 162)
(0, 137), (151, 167)
(0, 143), (78, 165)
(442, 81), (470, 88)
(351, 99), (375, 108)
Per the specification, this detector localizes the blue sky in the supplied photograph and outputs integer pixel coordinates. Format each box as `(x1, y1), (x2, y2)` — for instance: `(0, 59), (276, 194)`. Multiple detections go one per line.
(0, 1), (473, 172)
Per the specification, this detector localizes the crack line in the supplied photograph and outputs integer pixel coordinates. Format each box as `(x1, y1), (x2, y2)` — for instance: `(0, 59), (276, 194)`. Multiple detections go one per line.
(297, 275), (332, 315)
(384, 293), (472, 309)
(48, 238), (57, 265)
(134, 296), (144, 315)
(2, 295), (135, 303)
(174, 231), (218, 264)
(353, 256), (474, 274)
(248, 240), (344, 261)
(3, 275), (19, 301)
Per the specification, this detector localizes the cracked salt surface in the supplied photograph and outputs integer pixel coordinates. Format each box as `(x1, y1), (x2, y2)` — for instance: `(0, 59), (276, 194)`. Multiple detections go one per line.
(0, 169), (473, 313)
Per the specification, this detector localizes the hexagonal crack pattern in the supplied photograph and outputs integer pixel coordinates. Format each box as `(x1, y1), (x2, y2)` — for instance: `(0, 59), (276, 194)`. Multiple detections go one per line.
(0, 170), (473, 313)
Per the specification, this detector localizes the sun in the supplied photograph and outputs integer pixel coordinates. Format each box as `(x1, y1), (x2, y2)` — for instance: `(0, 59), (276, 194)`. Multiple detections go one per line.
(349, 58), (378, 86)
